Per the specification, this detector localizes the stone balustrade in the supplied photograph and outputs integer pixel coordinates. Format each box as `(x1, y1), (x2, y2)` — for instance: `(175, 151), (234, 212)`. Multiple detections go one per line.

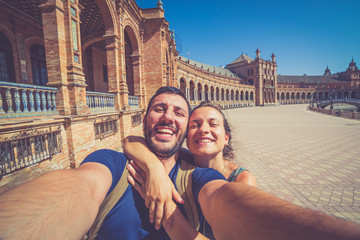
(128, 95), (139, 107)
(0, 81), (58, 119)
(86, 91), (116, 113)
(308, 106), (360, 120)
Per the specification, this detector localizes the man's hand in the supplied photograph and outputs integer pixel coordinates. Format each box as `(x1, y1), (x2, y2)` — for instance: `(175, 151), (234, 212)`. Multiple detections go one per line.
(126, 160), (183, 230)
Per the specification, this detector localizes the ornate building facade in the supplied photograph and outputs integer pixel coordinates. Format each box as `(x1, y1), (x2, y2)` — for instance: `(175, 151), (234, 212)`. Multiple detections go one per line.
(0, 0), (358, 192)
(0, 0), (262, 191)
(277, 60), (360, 105)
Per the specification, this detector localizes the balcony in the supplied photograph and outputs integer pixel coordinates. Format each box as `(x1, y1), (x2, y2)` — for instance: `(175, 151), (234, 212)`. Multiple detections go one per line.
(0, 81), (58, 119)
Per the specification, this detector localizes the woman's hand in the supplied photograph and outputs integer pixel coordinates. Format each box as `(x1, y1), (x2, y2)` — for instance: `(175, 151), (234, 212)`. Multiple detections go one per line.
(126, 160), (183, 230)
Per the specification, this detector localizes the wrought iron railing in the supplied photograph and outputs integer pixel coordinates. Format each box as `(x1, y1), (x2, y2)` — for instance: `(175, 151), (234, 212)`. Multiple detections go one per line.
(94, 116), (118, 140)
(0, 127), (62, 176)
(0, 81), (58, 119)
(131, 113), (142, 127)
(86, 91), (116, 113)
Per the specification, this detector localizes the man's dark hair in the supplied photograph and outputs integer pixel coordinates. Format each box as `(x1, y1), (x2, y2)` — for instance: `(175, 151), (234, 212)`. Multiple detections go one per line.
(145, 86), (190, 118)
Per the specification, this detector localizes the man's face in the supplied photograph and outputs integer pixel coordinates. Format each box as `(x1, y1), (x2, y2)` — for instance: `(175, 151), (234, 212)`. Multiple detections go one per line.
(144, 93), (189, 159)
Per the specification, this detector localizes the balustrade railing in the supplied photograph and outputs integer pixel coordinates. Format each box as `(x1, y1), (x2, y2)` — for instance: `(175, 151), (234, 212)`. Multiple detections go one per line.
(0, 127), (62, 176)
(0, 81), (58, 119)
(129, 95), (139, 107)
(86, 91), (116, 113)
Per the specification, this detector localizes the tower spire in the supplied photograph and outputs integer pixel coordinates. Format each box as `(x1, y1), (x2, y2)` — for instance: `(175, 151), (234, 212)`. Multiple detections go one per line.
(256, 48), (260, 59)
(157, 0), (163, 10)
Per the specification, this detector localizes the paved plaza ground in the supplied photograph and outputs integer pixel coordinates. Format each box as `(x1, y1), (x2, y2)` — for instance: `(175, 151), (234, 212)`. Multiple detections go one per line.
(224, 104), (360, 224)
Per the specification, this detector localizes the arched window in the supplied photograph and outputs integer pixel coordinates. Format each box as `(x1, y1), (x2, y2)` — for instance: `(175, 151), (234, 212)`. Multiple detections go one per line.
(30, 44), (48, 86)
(211, 86), (214, 101)
(124, 30), (134, 95)
(198, 83), (202, 101)
(180, 78), (186, 97)
(0, 32), (15, 82)
(189, 81), (195, 101)
(204, 85), (209, 101)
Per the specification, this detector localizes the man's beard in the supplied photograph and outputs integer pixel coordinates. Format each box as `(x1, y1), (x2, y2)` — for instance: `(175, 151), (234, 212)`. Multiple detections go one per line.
(144, 123), (186, 159)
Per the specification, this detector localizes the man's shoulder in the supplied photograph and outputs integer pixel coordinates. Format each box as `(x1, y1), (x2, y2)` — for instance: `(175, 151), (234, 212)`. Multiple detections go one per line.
(178, 148), (195, 165)
(82, 149), (127, 168)
(86, 149), (126, 159)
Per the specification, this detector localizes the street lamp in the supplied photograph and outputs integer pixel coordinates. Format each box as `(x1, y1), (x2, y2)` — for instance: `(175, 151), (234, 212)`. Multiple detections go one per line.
(316, 83), (319, 108)
(330, 89), (335, 109)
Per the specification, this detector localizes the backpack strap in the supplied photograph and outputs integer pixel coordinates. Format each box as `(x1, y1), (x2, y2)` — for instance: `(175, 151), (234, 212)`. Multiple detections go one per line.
(175, 157), (199, 231)
(87, 160), (129, 240)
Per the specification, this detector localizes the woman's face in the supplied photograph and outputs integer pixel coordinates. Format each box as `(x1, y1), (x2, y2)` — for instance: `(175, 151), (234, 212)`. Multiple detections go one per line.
(187, 106), (229, 159)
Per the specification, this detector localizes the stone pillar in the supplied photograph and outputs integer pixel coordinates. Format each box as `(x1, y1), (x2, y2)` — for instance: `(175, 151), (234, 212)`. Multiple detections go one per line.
(132, 54), (142, 96)
(105, 34), (123, 111)
(201, 90), (205, 101)
(40, 0), (88, 115)
(118, 13), (130, 111)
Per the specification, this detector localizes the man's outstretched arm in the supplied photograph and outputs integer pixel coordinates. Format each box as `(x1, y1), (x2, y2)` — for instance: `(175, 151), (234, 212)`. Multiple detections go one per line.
(199, 181), (360, 240)
(0, 162), (112, 240)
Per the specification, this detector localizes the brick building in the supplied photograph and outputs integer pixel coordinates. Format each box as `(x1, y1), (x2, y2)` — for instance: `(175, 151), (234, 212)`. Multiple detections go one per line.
(277, 60), (360, 105)
(0, 0), (358, 192)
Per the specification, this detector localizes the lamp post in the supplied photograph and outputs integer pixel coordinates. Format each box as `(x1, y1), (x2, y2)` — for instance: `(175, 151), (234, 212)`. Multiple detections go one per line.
(330, 89), (335, 109)
(316, 83), (319, 108)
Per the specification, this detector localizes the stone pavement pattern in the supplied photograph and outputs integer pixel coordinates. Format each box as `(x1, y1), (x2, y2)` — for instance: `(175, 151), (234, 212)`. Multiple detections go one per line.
(224, 104), (360, 224)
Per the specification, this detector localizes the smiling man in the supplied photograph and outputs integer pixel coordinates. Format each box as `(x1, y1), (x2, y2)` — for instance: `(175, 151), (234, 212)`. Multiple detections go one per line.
(143, 91), (188, 160)
(1, 87), (360, 240)
(76, 87), (228, 239)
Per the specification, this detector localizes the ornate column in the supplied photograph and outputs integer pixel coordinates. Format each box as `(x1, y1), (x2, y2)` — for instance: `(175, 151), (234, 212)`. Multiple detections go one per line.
(105, 34), (123, 111)
(117, 12), (130, 110)
(185, 87), (190, 100)
(40, 0), (88, 115)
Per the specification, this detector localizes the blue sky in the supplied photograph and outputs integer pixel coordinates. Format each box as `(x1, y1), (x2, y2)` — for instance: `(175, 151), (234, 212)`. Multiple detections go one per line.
(137, 0), (360, 75)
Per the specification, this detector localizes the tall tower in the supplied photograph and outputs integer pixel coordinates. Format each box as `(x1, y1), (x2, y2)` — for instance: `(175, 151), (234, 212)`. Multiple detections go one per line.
(324, 66), (331, 75)
(256, 48), (260, 60)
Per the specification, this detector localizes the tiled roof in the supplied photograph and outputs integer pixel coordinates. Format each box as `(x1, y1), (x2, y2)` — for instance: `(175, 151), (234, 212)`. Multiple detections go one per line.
(277, 74), (340, 83)
(229, 54), (254, 64)
(178, 56), (238, 78)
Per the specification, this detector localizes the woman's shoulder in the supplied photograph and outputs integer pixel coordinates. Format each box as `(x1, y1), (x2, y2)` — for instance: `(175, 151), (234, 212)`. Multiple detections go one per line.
(234, 170), (257, 187)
